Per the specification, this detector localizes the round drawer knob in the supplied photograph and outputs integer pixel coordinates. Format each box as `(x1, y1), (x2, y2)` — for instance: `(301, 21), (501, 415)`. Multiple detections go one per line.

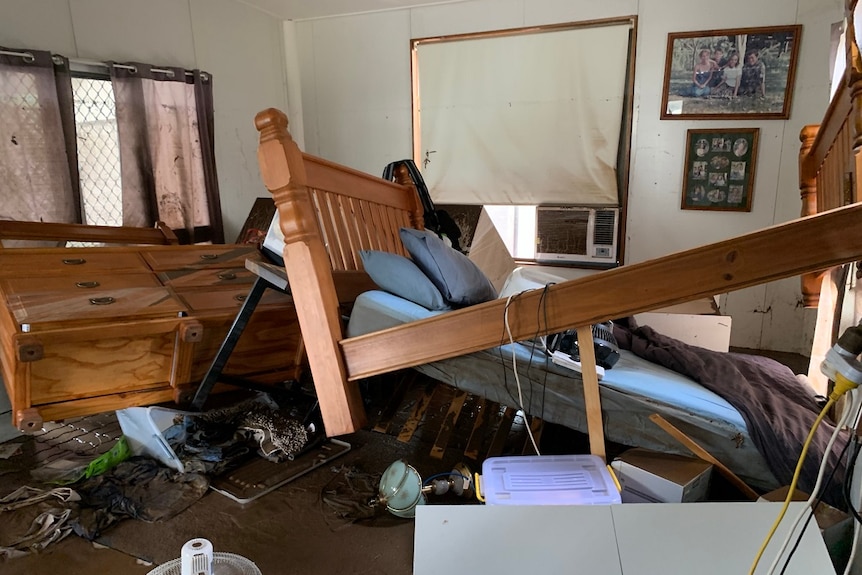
(234, 294), (247, 302)
(76, 281), (101, 288)
(89, 296), (115, 305)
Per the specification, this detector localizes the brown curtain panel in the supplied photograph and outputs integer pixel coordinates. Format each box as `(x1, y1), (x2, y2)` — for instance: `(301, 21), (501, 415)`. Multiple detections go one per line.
(111, 63), (222, 243)
(0, 47), (80, 240)
(194, 71), (223, 244)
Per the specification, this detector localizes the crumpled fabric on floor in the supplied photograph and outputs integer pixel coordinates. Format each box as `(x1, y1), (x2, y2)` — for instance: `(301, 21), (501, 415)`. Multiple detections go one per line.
(71, 456), (208, 540)
(319, 465), (403, 531)
(0, 485), (81, 559)
(170, 395), (310, 472)
(239, 408), (308, 462)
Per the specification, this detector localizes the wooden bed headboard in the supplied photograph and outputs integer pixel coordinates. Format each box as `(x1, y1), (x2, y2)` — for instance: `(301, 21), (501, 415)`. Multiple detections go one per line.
(255, 108), (424, 434)
(258, 61), (862, 439)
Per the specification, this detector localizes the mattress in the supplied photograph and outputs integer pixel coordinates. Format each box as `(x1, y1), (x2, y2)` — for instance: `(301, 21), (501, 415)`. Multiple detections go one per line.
(346, 290), (777, 491)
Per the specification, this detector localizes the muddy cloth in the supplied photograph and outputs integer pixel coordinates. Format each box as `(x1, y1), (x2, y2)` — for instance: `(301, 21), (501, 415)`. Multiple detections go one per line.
(71, 456), (208, 540)
(0, 486), (81, 558)
(614, 319), (847, 507)
(320, 465), (399, 531)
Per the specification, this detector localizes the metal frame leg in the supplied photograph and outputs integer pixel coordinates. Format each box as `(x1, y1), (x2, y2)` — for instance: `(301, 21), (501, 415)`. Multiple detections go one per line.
(190, 276), (270, 411)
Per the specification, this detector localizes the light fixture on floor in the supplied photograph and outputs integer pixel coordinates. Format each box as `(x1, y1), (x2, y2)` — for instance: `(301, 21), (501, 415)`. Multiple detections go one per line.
(373, 460), (473, 518)
(147, 538), (262, 575)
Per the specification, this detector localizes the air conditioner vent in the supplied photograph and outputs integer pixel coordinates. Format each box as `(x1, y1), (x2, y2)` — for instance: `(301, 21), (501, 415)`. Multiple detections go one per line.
(593, 210), (617, 245)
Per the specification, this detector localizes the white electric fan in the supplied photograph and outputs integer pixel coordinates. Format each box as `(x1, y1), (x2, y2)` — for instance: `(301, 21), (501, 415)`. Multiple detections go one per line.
(147, 538), (262, 575)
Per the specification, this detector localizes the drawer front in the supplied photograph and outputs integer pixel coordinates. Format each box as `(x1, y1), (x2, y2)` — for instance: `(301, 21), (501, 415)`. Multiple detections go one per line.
(8, 287), (187, 331)
(0, 250), (149, 278)
(156, 267), (256, 288)
(30, 333), (176, 404)
(1, 272), (160, 297)
(176, 286), (293, 312)
(142, 245), (263, 271)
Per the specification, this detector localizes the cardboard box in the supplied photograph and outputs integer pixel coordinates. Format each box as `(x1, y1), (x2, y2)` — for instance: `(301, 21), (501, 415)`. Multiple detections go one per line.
(611, 448), (712, 503)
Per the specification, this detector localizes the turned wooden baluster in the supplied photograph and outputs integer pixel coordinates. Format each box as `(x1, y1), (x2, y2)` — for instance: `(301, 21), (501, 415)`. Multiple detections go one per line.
(799, 124), (823, 308)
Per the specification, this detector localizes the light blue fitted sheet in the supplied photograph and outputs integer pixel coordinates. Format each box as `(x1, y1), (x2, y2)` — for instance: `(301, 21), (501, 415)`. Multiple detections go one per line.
(346, 290), (776, 491)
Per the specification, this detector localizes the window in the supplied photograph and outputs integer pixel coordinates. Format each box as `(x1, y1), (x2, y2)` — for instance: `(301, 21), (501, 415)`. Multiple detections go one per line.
(0, 47), (223, 244)
(411, 17), (637, 267)
(71, 76), (122, 227)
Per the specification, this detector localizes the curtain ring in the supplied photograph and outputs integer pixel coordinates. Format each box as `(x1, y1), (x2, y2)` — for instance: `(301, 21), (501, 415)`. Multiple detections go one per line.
(22, 53), (35, 64)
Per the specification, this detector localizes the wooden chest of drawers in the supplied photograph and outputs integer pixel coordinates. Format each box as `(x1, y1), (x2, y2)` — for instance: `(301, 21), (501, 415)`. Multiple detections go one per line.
(0, 244), (301, 431)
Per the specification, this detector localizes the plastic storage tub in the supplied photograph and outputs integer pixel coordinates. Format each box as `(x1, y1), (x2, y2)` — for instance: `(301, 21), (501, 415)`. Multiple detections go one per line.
(481, 454), (621, 506)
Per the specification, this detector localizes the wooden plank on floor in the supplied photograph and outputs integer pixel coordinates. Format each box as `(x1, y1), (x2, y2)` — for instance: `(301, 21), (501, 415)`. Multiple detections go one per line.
(397, 380), (436, 443)
(463, 398), (491, 460)
(486, 406), (516, 458)
(430, 390), (468, 459)
(521, 416), (544, 455)
(372, 371), (413, 434)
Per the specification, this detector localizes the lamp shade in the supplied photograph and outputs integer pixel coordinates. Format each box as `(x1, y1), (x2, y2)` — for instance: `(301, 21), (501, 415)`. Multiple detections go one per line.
(378, 460), (425, 518)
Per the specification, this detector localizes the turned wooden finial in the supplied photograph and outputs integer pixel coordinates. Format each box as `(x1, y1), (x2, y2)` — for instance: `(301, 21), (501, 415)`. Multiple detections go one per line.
(393, 163), (426, 230)
(254, 108), (288, 134)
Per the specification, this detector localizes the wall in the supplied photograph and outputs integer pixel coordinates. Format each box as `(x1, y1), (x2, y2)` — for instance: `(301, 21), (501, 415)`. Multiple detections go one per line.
(0, 0), (289, 242)
(289, 0), (844, 353)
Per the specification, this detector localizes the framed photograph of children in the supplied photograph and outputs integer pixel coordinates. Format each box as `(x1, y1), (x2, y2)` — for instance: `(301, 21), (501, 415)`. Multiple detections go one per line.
(682, 128), (758, 211)
(661, 25), (801, 120)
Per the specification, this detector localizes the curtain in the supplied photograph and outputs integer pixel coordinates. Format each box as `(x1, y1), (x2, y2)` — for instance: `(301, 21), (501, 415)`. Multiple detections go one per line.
(0, 47), (80, 235)
(416, 23), (631, 206)
(112, 63), (222, 243)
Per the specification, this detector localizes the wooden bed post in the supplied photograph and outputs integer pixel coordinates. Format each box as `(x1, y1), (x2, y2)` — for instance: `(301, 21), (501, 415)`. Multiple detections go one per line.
(799, 124), (824, 308)
(392, 164), (425, 230)
(851, 2), (862, 207)
(255, 109), (367, 436)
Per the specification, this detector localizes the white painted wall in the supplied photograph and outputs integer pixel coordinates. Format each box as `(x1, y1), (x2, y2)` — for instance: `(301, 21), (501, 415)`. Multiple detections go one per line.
(289, 0), (844, 354)
(0, 0), (289, 242)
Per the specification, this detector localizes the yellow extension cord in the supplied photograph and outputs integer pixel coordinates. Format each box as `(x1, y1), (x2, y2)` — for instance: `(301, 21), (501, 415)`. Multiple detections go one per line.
(748, 372), (858, 574)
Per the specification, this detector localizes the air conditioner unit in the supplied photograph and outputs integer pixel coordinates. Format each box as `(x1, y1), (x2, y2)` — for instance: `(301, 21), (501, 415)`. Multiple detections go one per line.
(535, 205), (620, 266)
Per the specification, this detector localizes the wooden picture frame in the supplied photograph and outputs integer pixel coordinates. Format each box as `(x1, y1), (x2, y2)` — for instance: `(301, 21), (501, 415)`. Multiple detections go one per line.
(682, 128), (758, 212)
(661, 25), (801, 120)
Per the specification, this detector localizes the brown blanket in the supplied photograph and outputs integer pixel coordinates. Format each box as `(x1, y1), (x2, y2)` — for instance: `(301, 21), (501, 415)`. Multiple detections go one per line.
(614, 320), (847, 507)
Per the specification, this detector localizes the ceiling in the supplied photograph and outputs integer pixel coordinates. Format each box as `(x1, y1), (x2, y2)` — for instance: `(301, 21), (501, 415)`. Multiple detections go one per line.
(237, 0), (468, 20)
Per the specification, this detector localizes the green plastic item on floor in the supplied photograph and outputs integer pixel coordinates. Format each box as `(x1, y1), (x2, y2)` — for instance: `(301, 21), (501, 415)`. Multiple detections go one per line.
(81, 435), (131, 480)
(32, 436), (132, 485)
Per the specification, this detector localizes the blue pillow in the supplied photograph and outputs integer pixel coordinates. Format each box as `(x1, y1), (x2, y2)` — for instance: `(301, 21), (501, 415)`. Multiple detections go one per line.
(399, 227), (497, 306)
(359, 249), (450, 311)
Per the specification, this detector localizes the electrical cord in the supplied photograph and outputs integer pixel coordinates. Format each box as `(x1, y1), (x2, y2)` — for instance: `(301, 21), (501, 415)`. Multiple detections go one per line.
(750, 373), (858, 575)
(765, 387), (861, 574)
(778, 431), (853, 574)
(504, 292), (540, 456)
(842, 437), (862, 575)
(845, 440), (862, 525)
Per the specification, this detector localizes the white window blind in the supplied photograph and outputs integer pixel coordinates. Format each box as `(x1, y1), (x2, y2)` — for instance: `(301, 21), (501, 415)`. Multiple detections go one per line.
(415, 22), (632, 206)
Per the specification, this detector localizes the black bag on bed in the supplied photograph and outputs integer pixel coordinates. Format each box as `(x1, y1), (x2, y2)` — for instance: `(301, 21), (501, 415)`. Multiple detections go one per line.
(547, 321), (621, 369)
(381, 159), (464, 253)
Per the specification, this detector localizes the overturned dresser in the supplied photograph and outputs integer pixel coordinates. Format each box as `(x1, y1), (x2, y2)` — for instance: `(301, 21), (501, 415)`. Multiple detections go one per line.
(0, 244), (302, 431)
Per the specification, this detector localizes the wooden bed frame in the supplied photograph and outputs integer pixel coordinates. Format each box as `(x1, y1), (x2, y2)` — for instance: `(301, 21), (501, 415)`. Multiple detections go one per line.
(257, 87), (862, 443)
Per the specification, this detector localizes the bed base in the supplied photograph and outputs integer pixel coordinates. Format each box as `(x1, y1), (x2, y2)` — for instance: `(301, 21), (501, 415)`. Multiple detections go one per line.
(256, 107), (862, 438)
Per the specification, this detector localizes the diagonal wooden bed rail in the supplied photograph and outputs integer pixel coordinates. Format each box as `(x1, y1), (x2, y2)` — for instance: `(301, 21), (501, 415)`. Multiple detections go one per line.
(341, 202), (862, 381)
